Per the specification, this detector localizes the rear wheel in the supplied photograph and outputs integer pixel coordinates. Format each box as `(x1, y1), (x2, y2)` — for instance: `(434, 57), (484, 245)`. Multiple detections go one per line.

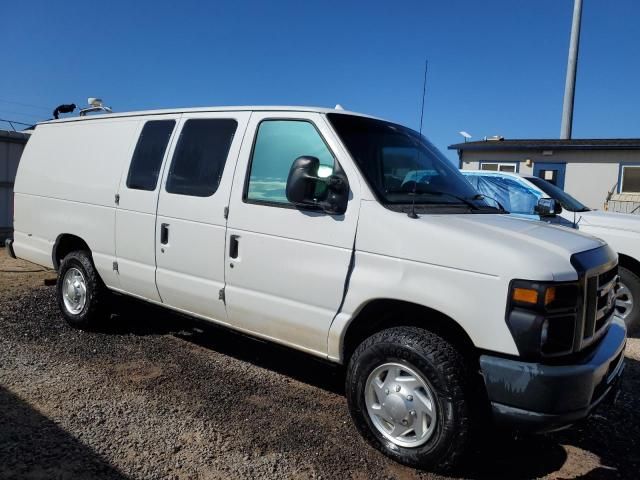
(617, 266), (640, 334)
(56, 251), (109, 329)
(346, 327), (471, 471)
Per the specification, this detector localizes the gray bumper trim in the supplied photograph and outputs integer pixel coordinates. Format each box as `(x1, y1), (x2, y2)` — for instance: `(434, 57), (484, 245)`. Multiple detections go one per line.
(480, 316), (626, 430)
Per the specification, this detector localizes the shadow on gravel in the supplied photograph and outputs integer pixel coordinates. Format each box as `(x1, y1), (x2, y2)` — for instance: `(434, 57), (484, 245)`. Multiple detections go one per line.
(550, 355), (640, 480)
(102, 294), (346, 395)
(458, 432), (568, 480)
(0, 386), (130, 480)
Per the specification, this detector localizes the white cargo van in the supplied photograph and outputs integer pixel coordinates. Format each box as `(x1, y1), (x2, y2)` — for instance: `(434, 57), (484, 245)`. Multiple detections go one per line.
(8, 106), (626, 470)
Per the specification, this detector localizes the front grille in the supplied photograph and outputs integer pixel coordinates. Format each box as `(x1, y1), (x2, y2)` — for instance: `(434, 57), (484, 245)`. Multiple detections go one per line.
(582, 266), (618, 346)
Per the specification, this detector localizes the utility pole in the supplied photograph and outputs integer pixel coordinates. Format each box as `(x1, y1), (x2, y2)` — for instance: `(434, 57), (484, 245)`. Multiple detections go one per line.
(560, 0), (583, 139)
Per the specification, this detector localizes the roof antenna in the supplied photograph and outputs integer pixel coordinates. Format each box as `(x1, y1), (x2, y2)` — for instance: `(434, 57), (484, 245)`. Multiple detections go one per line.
(408, 59), (428, 219)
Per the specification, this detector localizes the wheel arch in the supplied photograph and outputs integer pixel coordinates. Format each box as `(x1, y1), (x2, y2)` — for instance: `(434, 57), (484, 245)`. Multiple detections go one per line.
(618, 253), (640, 277)
(339, 298), (477, 365)
(52, 234), (92, 270)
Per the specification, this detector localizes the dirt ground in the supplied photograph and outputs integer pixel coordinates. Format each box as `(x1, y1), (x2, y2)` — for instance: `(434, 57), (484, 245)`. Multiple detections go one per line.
(1, 246), (639, 479)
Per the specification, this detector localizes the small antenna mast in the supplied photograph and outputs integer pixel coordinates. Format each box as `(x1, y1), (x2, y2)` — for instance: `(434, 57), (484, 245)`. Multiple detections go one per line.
(419, 59), (428, 136)
(408, 59), (428, 219)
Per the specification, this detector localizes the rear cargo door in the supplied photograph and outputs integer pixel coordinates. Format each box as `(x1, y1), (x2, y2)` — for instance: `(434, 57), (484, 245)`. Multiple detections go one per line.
(154, 111), (250, 322)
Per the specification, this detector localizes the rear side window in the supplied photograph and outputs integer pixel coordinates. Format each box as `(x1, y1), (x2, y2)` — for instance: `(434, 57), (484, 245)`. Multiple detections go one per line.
(166, 119), (238, 197)
(126, 120), (175, 191)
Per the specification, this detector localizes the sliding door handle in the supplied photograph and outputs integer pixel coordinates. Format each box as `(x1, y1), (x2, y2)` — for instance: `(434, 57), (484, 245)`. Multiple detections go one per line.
(229, 235), (239, 259)
(160, 223), (170, 245)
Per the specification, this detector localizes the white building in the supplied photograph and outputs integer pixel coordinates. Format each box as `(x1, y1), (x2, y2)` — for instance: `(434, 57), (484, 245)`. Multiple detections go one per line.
(451, 138), (640, 212)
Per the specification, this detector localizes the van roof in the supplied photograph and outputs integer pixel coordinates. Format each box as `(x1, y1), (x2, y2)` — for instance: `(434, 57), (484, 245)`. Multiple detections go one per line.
(43, 105), (379, 125)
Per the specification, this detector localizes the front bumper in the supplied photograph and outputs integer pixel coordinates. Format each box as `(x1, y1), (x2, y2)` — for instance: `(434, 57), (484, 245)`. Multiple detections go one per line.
(480, 316), (626, 432)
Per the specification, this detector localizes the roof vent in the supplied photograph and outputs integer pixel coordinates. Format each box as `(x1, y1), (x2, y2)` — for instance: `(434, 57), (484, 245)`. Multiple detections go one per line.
(79, 97), (112, 116)
(484, 135), (505, 142)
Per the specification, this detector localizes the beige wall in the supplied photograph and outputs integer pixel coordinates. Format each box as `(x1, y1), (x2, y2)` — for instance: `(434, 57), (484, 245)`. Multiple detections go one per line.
(564, 162), (618, 209)
(458, 149), (640, 209)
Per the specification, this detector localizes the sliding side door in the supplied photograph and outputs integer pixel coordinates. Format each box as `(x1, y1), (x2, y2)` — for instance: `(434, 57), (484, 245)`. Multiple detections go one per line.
(154, 111), (250, 322)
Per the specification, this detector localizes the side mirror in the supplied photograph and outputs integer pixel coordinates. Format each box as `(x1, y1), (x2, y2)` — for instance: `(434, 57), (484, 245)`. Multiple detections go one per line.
(286, 156), (349, 215)
(535, 198), (562, 217)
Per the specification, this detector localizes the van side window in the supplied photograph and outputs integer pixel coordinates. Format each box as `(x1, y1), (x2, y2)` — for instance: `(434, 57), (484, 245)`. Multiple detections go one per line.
(166, 119), (238, 197)
(246, 120), (335, 204)
(126, 120), (176, 191)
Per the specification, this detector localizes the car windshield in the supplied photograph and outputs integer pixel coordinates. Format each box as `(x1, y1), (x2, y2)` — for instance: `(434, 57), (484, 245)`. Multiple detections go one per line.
(525, 176), (590, 212)
(327, 114), (494, 212)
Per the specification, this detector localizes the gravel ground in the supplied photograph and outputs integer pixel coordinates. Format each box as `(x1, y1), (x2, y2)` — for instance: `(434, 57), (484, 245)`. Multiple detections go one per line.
(1, 247), (639, 479)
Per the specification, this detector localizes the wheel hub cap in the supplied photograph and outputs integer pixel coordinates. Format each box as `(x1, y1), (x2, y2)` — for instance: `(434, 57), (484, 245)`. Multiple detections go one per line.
(365, 362), (437, 448)
(383, 394), (413, 424)
(616, 281), (634, 320)
(62, 267), (87, 314)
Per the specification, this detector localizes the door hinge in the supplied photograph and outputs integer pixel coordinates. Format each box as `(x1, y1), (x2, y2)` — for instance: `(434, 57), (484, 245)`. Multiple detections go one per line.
(223, 206), (229, 219)
(112, 261), (119, 273)
(115, 193), (120, 205)
(218, 287), (225, 303)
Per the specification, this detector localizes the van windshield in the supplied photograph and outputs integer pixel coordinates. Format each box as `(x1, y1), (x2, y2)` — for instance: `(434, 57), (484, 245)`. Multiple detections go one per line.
(327, 114), (496, 212)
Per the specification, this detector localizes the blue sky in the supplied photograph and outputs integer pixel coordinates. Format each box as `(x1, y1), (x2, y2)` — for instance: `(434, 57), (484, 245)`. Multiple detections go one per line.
(2, 0), (639, 161)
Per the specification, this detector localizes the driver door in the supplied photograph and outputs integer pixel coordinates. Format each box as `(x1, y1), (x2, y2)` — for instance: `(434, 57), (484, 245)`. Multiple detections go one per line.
(224, 112), (361, 355)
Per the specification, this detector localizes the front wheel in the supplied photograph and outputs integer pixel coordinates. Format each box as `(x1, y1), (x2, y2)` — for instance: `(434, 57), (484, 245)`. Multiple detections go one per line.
(345, 327), (471, 471)
(617, 266), (640, 335)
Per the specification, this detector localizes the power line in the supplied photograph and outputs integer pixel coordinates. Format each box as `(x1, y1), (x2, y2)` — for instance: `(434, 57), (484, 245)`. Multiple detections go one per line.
(0, 109), (44, 121)
(0, 118), (31, 125)
(0, 98), (51, 113)
(0, 118), (34, 131)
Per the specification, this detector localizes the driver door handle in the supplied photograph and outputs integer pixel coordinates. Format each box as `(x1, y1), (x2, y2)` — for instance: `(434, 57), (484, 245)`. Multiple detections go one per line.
(160, 223), (170, 245)
(229, 235), (239, 259)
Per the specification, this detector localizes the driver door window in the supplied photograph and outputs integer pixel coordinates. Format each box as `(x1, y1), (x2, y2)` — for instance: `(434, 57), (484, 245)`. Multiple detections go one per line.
(246, 120), (335, 205)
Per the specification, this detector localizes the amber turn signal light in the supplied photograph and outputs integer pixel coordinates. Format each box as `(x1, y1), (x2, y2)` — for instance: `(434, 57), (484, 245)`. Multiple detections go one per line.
(512, 287), (538, 305)
(544, 287), (556, 306)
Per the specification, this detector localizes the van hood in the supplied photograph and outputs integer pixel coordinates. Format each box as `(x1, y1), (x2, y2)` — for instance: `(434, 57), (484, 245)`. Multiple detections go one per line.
(357, 201), (608, 282)
(427, 213), (604, 257)
(576, 209), (640, 233)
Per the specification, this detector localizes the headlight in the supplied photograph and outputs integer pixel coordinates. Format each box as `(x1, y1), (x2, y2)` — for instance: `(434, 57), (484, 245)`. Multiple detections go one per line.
(507, 280), (580, 360)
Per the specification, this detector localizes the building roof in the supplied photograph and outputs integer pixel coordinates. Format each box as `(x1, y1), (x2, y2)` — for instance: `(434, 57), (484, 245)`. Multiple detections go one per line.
(0, 129), (30, 144)
(44, 105), (379, 125)
(449, 138), (640, 152)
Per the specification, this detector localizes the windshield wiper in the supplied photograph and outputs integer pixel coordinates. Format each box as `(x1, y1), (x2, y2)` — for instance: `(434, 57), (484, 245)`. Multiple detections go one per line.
(472, 194), (507, 212)
(386, 188), (482, 211)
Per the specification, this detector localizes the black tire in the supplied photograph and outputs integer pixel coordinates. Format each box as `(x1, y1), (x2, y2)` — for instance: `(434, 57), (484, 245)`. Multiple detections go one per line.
(346, 327), (470, 472)
(619, 266), (640, 335)
(56, 250), (110, 329)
